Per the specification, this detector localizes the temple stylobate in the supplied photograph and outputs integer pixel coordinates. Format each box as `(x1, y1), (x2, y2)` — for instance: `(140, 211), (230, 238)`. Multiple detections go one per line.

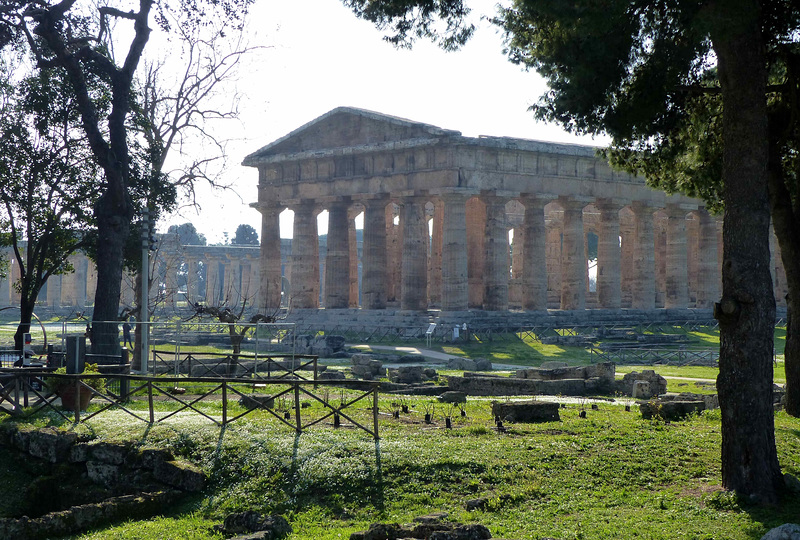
(243, 107), (788, 314)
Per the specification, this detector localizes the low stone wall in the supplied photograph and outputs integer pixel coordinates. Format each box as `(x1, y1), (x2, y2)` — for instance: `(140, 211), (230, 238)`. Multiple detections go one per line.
(515, 362), (615, 382)
(446, 375), (611, 397)
(0, 424), (205, 540)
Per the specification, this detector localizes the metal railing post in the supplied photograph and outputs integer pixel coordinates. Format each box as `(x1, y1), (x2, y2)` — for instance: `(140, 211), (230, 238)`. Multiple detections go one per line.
(294, 382), (301, 434)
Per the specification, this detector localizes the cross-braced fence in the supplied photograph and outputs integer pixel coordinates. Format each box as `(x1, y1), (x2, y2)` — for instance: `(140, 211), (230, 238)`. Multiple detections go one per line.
(0, 369), (381, 439)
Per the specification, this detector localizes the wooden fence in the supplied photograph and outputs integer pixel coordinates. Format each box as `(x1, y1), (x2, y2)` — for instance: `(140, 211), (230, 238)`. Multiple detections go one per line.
(0, 369), (380, 439)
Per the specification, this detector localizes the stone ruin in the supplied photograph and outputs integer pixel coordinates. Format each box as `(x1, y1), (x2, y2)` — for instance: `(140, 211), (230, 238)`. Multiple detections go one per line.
(0, 424), (205, 540)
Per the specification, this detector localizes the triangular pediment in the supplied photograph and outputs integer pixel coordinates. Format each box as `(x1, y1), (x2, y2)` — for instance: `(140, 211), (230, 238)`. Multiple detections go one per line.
(243, 107), (460, 164)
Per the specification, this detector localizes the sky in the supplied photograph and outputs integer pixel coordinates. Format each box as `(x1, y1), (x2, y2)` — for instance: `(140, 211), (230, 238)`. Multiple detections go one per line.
(159, 0), (609, 243)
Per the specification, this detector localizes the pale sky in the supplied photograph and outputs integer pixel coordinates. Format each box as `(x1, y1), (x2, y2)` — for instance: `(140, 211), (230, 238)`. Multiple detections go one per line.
(159, 0), (609, 243)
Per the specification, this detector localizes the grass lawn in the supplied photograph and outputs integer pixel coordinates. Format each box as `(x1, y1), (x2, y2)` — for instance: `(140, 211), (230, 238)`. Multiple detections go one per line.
(4, 387), (799, 540)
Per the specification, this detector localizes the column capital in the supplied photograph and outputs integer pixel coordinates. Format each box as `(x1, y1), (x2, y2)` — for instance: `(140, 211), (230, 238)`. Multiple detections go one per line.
(557, 196), (591, 213)
(665, 202), (695, 218)
(594, 198), (626, 213)
(519, 193), (556, 208)
(250, 201), (285, 215)
(630, 200), (661, 216)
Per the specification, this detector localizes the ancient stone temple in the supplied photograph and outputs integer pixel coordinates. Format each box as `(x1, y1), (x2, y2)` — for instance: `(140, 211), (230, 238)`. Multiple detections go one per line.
(243, 107), (788, 314)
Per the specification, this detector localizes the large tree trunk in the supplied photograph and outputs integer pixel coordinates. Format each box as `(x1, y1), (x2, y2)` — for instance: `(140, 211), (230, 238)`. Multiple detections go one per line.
(711, 0), (783, 503)
(91, 189), (133, 357)
(767, 136), (800, 417)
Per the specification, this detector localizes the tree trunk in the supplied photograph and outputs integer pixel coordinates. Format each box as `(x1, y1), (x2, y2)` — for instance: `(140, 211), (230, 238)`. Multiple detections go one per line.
(767, 133), (800, 417)
(91, 189), (133, 357)
(711, 0), (783, 503)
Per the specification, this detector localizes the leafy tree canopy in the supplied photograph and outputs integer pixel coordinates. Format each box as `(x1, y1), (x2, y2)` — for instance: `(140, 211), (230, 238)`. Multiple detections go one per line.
(231, 223), (258, 245)
(168, 222), (206, 245)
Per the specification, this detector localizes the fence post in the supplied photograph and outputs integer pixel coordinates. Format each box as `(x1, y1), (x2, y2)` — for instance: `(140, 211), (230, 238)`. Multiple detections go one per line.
(222, 381), (228, 425)
(294, 382), (301, 434)
(74, 377), (81, 423)
(148, 380), (154, 424)
(373, 385), (379, 440)
(120, 348), (130, 399)
(13, 375), (20, 413)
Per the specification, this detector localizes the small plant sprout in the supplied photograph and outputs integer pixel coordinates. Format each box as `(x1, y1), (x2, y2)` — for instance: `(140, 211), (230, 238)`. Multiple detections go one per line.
(423, 402), (435, 424)
(445, 404), (457, 429)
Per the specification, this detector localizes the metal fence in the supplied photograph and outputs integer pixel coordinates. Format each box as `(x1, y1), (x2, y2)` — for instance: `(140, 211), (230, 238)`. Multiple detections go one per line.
(589, 346), (720, 366)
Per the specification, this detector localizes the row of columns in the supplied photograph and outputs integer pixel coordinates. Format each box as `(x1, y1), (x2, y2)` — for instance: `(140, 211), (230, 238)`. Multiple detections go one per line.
(259, 192), (747, 313)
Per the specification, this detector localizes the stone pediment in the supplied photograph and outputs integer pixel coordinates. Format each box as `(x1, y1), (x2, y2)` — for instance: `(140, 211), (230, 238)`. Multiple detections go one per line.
(242, 107), (460, 165)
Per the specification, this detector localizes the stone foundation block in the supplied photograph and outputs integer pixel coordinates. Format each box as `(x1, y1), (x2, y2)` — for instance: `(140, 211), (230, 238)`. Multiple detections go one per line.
(639, 400), (705, 421)
(153, 460), (205, 492)
(491, 400), (560, 423)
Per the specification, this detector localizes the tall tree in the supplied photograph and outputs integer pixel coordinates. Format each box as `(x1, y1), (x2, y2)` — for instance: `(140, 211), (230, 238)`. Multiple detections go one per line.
(168, 222), (206, 246)
(231, 223), (258, 245)
(0, 0), (252, 354)
(343, 0), (795, 502)
(0, 62), (98, 351)
(604, 45), (800, 418)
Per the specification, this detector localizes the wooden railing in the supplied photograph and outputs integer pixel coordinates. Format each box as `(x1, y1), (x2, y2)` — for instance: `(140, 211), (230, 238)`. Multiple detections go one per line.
(0, 369), (380, 439)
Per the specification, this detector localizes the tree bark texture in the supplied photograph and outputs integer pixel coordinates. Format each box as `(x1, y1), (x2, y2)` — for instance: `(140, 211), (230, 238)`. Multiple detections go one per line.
(767, 137), (800, 417)
(711, 0), (783, 503)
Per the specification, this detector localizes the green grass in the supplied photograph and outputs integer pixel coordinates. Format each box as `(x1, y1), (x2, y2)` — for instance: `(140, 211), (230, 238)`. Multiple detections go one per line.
(4, 391), (798, 540)
(438, 334), (592, 366)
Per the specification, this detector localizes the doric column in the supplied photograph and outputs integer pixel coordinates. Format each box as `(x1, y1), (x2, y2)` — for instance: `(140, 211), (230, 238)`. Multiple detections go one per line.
(0, 251), (9, 306)
(428, 200), (444, 308)
(665, 204), (690, 308)
(258, 204), (282, 310)
(559, 197), (586, 310)
(290, 201), (320, 309)
(630, 202), (656, 309)
(401, 195), (429, 311)
(348, 207), (360, 308)
(441, 193), (469, 311)
(595, 199), (623, 309)
(695, 208), (720, 308)
(482, 194), (509, 311)
(362, 198), (388, 309)
(466, 197), (486, 308)
(205, 256), (220, 305)
(186, 257), (200, 302)
(47, 274), (62, 307)
(386, 203), (402, 304)
(521, 196), (548, 311)
(74, 256), (88, 307)
(324, 199), (351, 309)
(224, 256), (241, 306)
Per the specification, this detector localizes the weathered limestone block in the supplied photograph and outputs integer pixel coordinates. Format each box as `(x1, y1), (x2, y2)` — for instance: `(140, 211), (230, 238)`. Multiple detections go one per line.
(492, 400), (560, 423)
(26, 427), (77, 463)
(123, 448), (173, 470)
(516, 362), (614, 384)
(350, 354), (385, 380)
(639, 400), (705, 420)
(618, 370), (667, 397)
(474, 358), (493, 371)
(89, 442), (130, 465)
(388, 366), (434, 384)
(631, 380), (653, 399)
(447, 375), (592, 397)
(540, 361), (568, 369)
(153, 460), (205, 492)
(447, 358), (478, 371)
(760, 524), (800, 540)
(438, 391), (467, 404)
(239, 394), (275, 410)
(216, 511), (293, 540)
(87, 461), (121, 487)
